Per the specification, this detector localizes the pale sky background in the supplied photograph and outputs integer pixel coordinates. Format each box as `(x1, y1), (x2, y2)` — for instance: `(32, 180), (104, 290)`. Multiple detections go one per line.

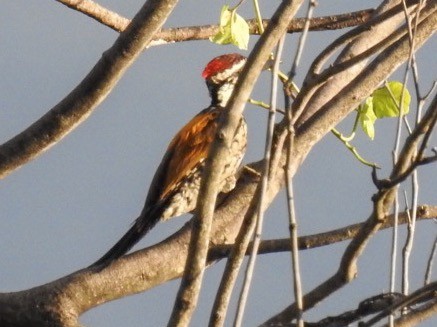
(1, 1), (436, 326)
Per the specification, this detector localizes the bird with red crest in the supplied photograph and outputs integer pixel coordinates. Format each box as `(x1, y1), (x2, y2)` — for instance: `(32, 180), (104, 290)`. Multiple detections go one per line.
(92, 53), (248, 268)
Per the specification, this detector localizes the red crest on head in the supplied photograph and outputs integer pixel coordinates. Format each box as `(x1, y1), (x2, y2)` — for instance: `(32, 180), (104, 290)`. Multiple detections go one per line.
(202, 53), (246, 80)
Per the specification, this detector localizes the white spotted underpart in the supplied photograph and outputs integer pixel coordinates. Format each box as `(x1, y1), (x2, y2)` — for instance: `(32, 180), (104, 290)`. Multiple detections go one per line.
(161, 116), (247, 220)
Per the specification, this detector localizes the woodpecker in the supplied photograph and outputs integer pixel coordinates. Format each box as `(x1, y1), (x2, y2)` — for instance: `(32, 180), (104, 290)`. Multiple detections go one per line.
(92, 53), (248, 267)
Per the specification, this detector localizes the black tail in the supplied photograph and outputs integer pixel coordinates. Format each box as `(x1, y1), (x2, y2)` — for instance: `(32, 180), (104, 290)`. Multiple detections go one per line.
(90, 206), (162, 269)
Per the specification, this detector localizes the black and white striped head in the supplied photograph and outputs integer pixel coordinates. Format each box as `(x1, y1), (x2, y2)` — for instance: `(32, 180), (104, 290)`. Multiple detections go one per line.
(202, 53), (247, 107)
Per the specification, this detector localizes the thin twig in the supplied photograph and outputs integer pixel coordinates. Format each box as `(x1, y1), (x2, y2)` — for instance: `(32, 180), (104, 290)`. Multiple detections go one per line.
(410, 0), (427, 123)
(401, 191), (413, 297)
(388, 121), (401, 320)
(331, 128), (379, 168)
(399, 1), (421, 302)
(424, 235), (437, 285)
(252, 0), (265, 34)
(285, 1), (318, 325)
(55, 0), (130, 32)
(233, 33), (286, 327)
(372, 152), (437, 189)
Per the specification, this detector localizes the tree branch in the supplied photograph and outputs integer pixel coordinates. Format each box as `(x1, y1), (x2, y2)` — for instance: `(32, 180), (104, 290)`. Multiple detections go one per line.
(264, 285), (437, 327)
(391, 298), (437, 327)
(55, 0), (130, 32)
(363, 281), (437, 326)
(0, 0), (179, 179)
(372, 93), (437, 189)
(56, 0), (374, 38)
(260, 2), (437, 324)
(208, 205), (437, 259)
(1, 1), (435, 326)
(295, 0), (424, 126)
(1, 199), (435, 326)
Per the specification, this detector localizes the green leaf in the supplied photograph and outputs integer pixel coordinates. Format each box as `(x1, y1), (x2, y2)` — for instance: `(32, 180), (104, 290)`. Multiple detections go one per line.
(210, 6), (233, 44)
(358, 97), (377, 140)
(372, 81), (411, 118)
(230, 10), (249, 49)
(210, 6), (249, 50)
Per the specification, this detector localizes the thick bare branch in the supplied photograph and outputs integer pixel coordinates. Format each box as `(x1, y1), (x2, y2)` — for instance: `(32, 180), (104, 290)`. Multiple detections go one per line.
(391, 299), (437, 327)
(295, 0), (424, 126)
